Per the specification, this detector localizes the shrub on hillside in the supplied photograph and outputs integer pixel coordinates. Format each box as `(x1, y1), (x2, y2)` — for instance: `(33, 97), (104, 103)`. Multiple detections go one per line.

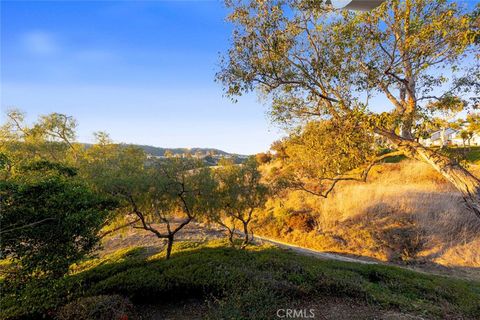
(0, 160), (116, 280)
(255, 152), (272, 164)
(285, 212), (316, 233)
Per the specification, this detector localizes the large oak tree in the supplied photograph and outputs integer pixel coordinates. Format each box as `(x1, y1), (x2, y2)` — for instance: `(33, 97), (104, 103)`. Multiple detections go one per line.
(218, 0), (480, 218)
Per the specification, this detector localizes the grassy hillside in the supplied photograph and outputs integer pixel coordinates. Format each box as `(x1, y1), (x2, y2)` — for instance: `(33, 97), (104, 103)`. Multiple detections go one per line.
(257, 160), (480, 270)
(2, 240), (480, 320)
(446, 146), (480, 164)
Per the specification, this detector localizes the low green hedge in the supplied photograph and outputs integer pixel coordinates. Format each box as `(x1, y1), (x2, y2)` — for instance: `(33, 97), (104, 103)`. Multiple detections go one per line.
(1, 240), (479, 319)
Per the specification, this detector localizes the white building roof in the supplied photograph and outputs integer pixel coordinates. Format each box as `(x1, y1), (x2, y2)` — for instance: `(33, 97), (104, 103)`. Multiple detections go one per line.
(430, 128), (458, 141)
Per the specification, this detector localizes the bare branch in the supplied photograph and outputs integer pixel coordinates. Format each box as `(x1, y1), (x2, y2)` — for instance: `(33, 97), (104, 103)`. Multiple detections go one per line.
(292, 150), (404, 198)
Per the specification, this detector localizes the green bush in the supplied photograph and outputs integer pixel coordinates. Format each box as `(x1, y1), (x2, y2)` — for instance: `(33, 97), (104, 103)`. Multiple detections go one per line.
(0, 160), (116, 280)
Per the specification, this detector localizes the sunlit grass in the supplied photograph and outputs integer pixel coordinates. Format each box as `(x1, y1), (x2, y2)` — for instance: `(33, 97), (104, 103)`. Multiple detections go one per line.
(257, 160), (480, 267)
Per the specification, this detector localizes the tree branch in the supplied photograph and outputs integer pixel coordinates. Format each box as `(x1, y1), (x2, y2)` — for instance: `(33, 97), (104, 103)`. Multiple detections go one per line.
(292, 150), (405, 198)
(0, 218), (57, 235)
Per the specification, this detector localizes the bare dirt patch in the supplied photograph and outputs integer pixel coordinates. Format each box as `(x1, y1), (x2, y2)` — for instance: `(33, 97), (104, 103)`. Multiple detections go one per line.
(99, 221), (225, 256)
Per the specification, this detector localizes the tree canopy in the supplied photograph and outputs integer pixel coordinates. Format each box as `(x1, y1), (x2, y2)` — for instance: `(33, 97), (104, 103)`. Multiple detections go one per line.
(218, 0), (480, 218)
(213, 157), (269, 247)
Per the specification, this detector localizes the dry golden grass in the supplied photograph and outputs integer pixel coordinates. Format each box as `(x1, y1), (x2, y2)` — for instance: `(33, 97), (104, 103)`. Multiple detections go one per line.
(257, 160), (480, 269)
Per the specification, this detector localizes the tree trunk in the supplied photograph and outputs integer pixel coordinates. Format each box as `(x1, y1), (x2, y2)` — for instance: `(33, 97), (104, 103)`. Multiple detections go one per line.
(241, 221), (250, 248)
(226, 228), (235, 246)
(166, 235), (174, 259)
(380, 130), (480, 219)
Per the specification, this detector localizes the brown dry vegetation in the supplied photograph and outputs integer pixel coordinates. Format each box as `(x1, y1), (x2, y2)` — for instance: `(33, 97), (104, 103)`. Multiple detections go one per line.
(256, 160), (480, 273)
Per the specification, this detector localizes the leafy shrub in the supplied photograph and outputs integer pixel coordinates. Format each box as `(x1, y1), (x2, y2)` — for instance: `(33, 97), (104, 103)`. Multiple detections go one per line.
(0, 248), (146, 320)
(255, 152), (272, 164)
(56, 295), (133, 320)
(0, 160), (116, 280)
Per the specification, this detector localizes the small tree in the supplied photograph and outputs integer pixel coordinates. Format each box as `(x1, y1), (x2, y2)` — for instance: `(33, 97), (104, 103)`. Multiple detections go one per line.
(460, 130), (470, 150)
(84, 143), (215, 259)
(1, 109), (80, 165)
(214, 157), (269, 248)
(136, 157), (216, 258)
(465, 113), (480, 148)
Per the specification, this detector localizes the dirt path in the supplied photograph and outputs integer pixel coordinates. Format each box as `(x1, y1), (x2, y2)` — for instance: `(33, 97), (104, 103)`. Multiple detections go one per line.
(100, 221), (225, 256)
(250, 233), (379, 265)
(246, 232), (480, 280)
(101, 221), (384, 265)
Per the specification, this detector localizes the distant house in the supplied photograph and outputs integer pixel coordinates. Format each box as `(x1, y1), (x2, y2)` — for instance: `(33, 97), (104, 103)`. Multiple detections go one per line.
(420, 127), (480, 147)
(420, 128), (457, 147)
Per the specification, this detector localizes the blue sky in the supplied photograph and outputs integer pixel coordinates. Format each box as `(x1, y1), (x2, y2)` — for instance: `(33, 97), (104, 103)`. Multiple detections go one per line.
(1, 1), (477, 154)
(1, 0), (282, 154)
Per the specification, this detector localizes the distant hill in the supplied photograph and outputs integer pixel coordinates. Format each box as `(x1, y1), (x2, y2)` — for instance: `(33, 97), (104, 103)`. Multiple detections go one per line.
(83, 143), (248, 157)
(130, 144), (250, 165)
(131, 144), (241, 158)
(82, 143), (249, 165)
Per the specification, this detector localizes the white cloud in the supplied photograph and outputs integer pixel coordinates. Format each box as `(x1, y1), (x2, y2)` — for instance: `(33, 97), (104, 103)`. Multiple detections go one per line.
(20, 31), (117, 62)
(22, 31), (58, 55)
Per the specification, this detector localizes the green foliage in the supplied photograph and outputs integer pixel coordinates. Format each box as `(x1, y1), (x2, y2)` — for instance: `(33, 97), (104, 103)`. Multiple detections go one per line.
(21, 159), (78, 177)
(216, 157), (268, 218)
(0, 153), (10, 170)
(80, 138), (147, 198)
(264, 114), (387, 198)
(427, 95), (466, 116)
(2, 241), (479, 319)
(0, 160), (116, 279)
(81, 141), (216, 224)
(82, 144), (218, 258)
(284, 116), (376, 180)
(218, 0), (476, 131)
(0, 109), (80, 165)
(212, 157), (269, 246)
(217, 0), (479, 203)
(149, 156), (218, 221)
